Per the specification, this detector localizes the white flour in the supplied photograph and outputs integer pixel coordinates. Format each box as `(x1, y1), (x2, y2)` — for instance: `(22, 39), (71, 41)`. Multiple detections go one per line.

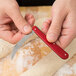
(54, 63), (76, 76)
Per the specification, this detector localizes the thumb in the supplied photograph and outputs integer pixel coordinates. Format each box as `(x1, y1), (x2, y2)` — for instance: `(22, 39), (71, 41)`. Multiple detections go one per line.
(6, 2), (32, 34)
(47, 11), (65, 42)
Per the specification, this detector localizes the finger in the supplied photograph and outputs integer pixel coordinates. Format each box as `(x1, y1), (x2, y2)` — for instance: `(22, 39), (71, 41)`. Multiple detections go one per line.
(25, 14), (35, 26)
(56, 12), (76, 48)
(0, 30), (25, 44)
(56, 31), (75, 49)
(56, 28), (75, 49)
(42, 18), (52, 34)
(6, 2), (32, 34)
(10, 31), (25, 44)
(0, 25), (11, 31)
(46, 9), (66, 42)
(12, 30), (17, 34)
(0, 18), (12, 25)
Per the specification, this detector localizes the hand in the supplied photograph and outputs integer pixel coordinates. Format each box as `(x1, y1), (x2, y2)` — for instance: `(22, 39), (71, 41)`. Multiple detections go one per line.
(0, 0), (35, 44)
(42, 0), (76, 49)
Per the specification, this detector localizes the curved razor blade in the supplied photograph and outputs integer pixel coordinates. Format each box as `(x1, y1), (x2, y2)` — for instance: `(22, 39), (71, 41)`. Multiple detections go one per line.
(11, 31), (34, 59)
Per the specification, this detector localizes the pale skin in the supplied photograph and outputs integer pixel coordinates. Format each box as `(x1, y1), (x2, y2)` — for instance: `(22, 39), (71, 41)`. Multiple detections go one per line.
(0, 0), (76, 49)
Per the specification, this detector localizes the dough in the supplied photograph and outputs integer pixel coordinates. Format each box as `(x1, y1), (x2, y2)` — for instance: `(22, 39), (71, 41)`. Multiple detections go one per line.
(0, 38), (51, 76)
(0, 39), (14, 58)
(54, 54), (76, 76)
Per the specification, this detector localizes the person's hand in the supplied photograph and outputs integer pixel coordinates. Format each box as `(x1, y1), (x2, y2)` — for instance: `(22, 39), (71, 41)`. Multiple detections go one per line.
(42, 0), (76, 49)
(0, 0), (35, 44)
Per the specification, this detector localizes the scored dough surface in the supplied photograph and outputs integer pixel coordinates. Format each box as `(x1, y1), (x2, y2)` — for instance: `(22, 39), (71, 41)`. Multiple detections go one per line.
(0, 38), (51, 76)
(0, 39), (14, 58)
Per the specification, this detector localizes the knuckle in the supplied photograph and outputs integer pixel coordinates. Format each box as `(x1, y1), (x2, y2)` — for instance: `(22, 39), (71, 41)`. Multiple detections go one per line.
(47, 27), (61, 38)
(28, 14), (34, 19)
(70, 30), (76, 38)
(31, 18), (35, 22)
(11, 42), (16, 44)
(52, 7), (60, 14)
(55, 27), (61, 31)
(51, 27), (61, 34)
(47, 31), (56, 37)
(7, 3), (18, 10)
(29, 15), (33, 18)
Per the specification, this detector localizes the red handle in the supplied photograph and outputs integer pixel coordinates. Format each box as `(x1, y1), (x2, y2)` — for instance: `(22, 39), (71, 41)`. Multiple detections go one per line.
(32, 26), (69, 59)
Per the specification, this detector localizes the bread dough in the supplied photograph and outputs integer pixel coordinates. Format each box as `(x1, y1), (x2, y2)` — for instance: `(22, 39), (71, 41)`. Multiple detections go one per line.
(0, 39), (14, 58)
(54, 54), (76, 76)
(0, 38), (51, 76)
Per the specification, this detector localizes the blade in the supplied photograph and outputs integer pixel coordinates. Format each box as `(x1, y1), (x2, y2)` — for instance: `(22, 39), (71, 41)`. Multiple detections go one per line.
(11, 31), (34, 59)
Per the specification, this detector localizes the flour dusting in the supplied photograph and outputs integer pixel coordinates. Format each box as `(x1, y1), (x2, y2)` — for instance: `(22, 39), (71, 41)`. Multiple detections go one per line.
(16, 51), (24, 73)
(54, 64), (73, 76)
(71, 63), (76, 74)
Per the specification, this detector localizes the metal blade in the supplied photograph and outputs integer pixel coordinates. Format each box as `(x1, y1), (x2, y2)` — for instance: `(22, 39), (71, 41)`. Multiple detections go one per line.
(11, 31), (34, 59)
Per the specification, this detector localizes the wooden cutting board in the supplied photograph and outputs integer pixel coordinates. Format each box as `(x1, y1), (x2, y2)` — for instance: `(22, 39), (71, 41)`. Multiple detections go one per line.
(19, 6), (76, 76)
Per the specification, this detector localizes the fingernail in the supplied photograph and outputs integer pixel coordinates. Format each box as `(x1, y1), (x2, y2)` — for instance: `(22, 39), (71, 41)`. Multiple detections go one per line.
(47, 33), (56, 42)
(24, 25), (32, 33)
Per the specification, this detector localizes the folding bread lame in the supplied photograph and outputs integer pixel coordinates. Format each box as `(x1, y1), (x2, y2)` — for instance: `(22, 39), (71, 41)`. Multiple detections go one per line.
(11, 26), (69, 59)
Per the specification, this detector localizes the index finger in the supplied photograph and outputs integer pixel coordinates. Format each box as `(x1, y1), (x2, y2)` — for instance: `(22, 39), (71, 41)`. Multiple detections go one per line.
(0, 30), (25, 44)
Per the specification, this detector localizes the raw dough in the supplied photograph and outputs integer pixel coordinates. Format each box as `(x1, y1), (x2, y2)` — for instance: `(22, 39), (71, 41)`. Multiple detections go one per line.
(54, 54), (76, 76)
(0, 38), (51, 76)
(0, 39), (14, 58)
